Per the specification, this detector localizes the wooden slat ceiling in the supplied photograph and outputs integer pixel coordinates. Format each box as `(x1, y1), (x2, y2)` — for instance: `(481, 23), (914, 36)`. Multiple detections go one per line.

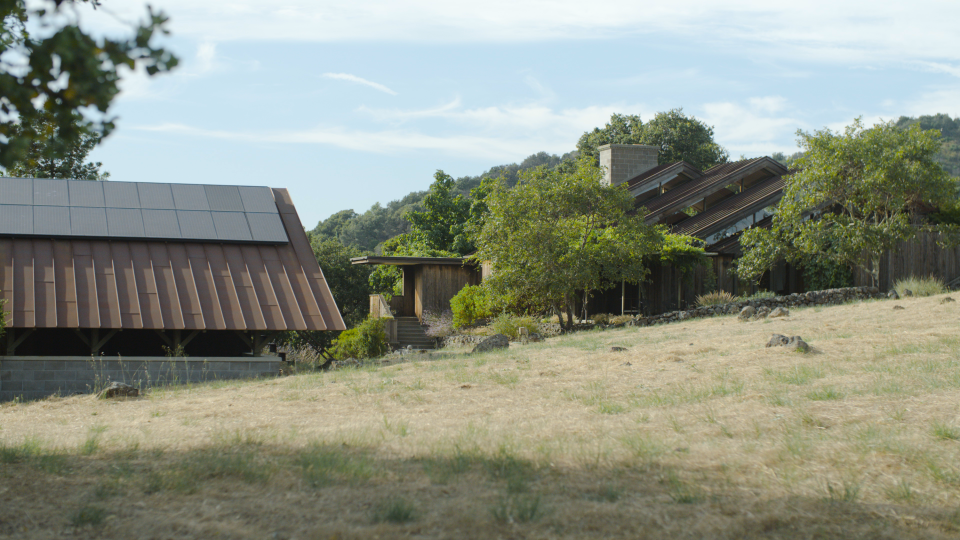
(0, 188), (346, 332)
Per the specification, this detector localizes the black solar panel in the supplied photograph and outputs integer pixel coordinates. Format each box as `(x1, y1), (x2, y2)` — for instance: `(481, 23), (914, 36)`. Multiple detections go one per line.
(0, 178), (287, 243)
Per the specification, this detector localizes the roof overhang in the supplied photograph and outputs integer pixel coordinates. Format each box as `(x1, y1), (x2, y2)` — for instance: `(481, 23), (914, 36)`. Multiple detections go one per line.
(350, 256), (476, 266)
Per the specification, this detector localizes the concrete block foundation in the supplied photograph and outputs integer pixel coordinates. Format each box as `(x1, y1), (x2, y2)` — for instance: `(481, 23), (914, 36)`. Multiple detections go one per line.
(0, 356), (282, 402)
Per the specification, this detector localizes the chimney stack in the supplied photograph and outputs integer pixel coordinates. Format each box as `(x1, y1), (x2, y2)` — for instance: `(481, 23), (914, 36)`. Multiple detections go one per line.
(599, 144), (659, 187)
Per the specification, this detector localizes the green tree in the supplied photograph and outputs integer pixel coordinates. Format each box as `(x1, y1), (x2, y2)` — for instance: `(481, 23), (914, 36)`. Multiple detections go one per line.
(406, 170), (472, 255)
(576, 109), (728, 171)
(474, 157), (664, 329)
(1, 0), (178, 169)
(312, 209), (358, 243)
(310, 237), (372, 328)
(738, 118), (955, 286)
(5, 115), (108, 179)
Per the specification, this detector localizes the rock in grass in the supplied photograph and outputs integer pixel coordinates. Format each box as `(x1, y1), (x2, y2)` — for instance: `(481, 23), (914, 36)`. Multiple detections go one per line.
(893, 305), (905, 310)
(472, 334), (510, 353)
(98, 382), (138, 399)
(738, 306), (756, 321)
(941, 297), (955, 304)
(769, 307), (789, 318)
(610, 346), (628, 352)
(903, 289), (914, 297)
(766, 334), (810, 353)
(888, 290), (900, 300)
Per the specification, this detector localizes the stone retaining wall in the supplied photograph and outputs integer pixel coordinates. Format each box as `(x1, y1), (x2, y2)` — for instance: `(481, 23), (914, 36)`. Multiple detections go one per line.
(631, 286), (884, 327)
(0, 356), (282, 402)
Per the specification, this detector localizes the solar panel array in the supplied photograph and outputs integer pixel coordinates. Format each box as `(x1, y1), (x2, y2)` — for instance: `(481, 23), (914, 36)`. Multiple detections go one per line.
(0, 178), (288, 243)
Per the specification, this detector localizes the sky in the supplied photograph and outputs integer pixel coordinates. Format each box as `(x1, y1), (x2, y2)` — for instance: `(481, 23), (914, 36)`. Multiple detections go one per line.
(76, 0), (960, 229)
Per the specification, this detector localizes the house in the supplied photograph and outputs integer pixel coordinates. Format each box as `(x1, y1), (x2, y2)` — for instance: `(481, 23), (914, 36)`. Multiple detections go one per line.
(351, 255), (481, 349)
(590, 144), (798, 315)
(0, 177), (345, 401)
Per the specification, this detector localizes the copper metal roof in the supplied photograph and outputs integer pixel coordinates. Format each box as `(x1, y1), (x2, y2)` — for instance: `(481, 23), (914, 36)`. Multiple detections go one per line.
(672, 175), (785, 237)
(0, 187), (345, 332)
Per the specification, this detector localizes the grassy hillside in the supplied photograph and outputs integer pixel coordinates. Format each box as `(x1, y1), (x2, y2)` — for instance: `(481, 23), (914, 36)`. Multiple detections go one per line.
(2, 294), (960, 538)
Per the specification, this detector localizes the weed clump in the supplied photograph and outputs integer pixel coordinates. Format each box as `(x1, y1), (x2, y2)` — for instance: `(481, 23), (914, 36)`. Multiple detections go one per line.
(696, 290), (737, 307)
(372, 497), (417, 524)
(895, 275), (946, 297)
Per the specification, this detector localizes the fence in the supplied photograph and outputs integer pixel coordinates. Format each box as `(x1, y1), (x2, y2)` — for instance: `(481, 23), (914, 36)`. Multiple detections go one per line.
(853, 232), (960, 290)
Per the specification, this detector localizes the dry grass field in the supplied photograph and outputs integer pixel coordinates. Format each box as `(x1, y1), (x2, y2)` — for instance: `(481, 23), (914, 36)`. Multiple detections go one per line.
(2, 294), (960, 539)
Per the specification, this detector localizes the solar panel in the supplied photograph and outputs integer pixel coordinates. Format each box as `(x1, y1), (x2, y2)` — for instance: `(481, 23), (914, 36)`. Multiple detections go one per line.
(171, 184), (210, 211)
(71, 207), (109, 236)
(34, 206), (71, 235)
(106, 208), (146, 237)
(0, 205), (34, 235)
(68, 180), (105, 207)
(239, 186), (276, 213)
(0, 179), (284, 243)
(0, 178), (33, 205)
(137, 183), (176, 209)
(33, 179), (69, 206)
(246, 212), (288, 242)
(176, 211), (217, 239)
(103, 182), (140, 208)
(142, 209), (182, 238)
(204, 185), (244, 211)
(212, 212), (253, 241)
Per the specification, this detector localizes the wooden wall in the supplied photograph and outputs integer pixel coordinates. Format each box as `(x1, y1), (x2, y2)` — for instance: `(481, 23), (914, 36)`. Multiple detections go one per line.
(414, 265), (481, 320)
(853, 232), (960, 290)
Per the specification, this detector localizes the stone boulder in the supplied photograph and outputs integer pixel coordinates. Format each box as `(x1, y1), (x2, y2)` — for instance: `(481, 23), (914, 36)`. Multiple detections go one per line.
(893, 305), (905, 310)
(738, 306), (756, 321)
(941, 297), (955, 304)
(888, 290), (900, 300)
(98, 382), (138, 399)
(472, 334), (510, 353)
(609, 346), (628, 352)
(765, 334), (810, 353)
(902, 289), (914, 297)
(769, 307), (789, 318)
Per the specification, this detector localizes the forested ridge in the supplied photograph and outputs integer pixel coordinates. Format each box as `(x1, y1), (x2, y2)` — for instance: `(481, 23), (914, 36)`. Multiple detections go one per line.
(312, 113), (960, 254)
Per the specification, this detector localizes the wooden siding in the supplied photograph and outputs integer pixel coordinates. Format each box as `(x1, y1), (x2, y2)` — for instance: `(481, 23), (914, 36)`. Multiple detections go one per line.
(413, 264), (481, 319)
(854, 231), (960, 290)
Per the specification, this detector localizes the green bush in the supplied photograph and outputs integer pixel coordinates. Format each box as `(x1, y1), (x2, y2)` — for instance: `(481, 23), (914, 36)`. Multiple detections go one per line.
(330, 317), (389, 360)
(491, 314), (539, 340)
(696, 290), (737, 307)
(742, 290), (776, 301)
(894, 276), (946, 297)
(450, 285), (492, 329)
(802, 258), (853, 291)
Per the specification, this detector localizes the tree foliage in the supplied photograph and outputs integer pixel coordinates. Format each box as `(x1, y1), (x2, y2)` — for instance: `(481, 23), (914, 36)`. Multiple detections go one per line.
(310, 237), (372, 328)
(576, 109), (729, 170)
(406, 170), (473, 255)
(0, 0), (178, 169)
(473, 157), (663, 328)
(4, 114), (108, 179)
(738, 118), (955, 285)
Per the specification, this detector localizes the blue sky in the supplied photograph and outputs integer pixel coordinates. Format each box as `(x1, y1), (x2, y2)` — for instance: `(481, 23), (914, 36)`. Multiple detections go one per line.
(80, 0), (960, 229)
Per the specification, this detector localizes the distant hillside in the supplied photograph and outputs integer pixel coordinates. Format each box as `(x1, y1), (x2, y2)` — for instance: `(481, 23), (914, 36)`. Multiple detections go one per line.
(311, 151), (573, 252)
(895, 113), (960, 177)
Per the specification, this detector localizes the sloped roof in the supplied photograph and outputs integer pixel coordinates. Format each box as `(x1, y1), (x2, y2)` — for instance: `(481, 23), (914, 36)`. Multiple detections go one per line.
(672, 175), (785, 237)
(640, 157), (787, 222)
(0, 184), (345, 332)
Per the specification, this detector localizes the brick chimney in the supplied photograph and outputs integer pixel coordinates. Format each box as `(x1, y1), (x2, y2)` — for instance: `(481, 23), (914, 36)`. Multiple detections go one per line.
(598, 144), (659, 187)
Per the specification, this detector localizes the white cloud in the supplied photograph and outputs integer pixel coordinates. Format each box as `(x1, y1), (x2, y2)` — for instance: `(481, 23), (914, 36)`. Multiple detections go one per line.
(904, 87), (960, 118)
(133, 102), (635, 160)
(80, 1), (960, 66)
(700, 97), (803, 154)
(323, 73), (398, 95)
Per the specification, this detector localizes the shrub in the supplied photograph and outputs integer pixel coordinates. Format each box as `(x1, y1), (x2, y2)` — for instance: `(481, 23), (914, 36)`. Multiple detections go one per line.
(450, 285), (492, 329)
(894, 275), (946, 297)
(609, 315), (635, 325)
(422, 310), (454, 338)
(592, 313), (613, 325)
(491, 314), (538, 340)
(330, 317), (389, 360)
(742, 290), (776, 301)
(696, 290), (737, 307)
